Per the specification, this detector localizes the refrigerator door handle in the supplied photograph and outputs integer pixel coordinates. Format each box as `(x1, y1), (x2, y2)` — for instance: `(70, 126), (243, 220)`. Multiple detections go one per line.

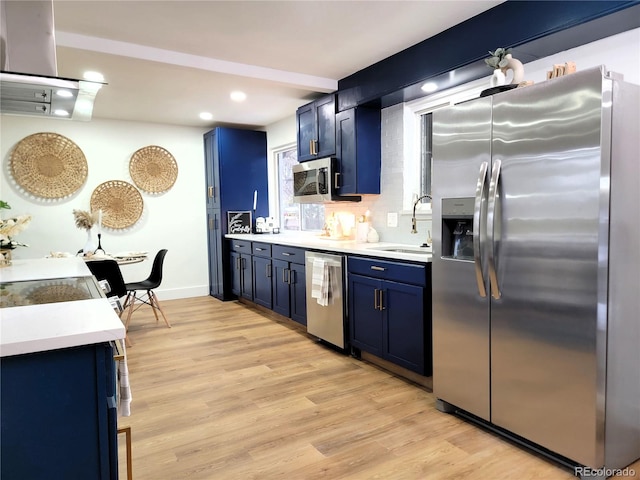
(474, 161), (489, 298)
(487, 158), (502, 299)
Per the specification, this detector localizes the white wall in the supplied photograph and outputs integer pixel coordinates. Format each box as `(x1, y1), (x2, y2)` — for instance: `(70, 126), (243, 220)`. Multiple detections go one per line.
(0, 116), (210, 300)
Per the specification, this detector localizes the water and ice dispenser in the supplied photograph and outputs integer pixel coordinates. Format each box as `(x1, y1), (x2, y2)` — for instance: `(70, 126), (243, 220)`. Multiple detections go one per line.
(441, 198), (475, 261)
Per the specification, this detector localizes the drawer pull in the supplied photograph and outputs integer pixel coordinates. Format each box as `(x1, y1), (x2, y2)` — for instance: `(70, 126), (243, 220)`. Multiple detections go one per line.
(234, 244), (245, 249)
(370, 266), (386, 271)
(255, 247), (265, 251)
(281, 252), (292, 256)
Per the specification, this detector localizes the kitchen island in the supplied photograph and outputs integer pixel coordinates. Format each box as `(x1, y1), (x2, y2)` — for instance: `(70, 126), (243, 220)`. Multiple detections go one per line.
(0, 257), (125, 480)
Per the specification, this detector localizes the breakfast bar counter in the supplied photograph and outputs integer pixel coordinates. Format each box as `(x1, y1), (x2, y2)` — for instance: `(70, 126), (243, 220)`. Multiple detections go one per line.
(0, 257), (126, 357)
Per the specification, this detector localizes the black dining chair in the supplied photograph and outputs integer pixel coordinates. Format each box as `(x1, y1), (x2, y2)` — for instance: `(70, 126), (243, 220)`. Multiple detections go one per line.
(123, 249), (171, 330)
(86, 259), (132, 346)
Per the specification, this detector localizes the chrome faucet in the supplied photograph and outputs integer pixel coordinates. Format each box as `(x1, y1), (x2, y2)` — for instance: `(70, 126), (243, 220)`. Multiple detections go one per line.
(411, 194), (432, 234)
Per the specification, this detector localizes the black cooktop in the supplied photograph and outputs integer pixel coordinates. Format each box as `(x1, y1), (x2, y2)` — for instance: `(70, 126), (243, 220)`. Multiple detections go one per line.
(0, 276), (102, 308)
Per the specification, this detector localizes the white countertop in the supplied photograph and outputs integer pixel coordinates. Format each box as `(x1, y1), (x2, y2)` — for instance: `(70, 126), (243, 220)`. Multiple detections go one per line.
(226, 233), (432, 263)
(0, 257), (126, 357)
(0, 257), (93, 283)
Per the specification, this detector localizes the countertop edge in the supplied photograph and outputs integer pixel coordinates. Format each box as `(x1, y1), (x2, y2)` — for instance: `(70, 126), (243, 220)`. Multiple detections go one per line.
(225, 233), (432, 264)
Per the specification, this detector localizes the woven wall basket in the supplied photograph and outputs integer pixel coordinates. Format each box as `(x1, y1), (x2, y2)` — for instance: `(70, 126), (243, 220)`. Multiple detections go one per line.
(129, 145), (178, 193)
(9, 132), (88, 199)
(90, 180), (144, 230)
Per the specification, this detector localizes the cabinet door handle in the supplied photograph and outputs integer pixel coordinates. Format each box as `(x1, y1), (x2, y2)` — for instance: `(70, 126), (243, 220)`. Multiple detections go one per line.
(266, 264), (271, 278)
(209, 218), (213, 230)
(334, 172), (340, 190)
(370, 266), (386, 271)
(309, 140), (314, 155)
(208, 186), (214, 198)
(241, 257), (246, 269)
(236, 257), (241, 270)
(379, 289), (385, 311)
(314, 140), (318, 155)
(374, 288), (379, 310)
(289, 269), (294, 285)
(282, 269), (287, 283)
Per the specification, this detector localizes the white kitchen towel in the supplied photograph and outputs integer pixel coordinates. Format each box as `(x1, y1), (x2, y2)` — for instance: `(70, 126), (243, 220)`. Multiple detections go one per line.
(311, 258), (329, 306)
(118, 346), (132, 417)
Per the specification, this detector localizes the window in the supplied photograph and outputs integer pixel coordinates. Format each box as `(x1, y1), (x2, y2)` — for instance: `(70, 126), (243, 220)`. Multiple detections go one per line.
(275, 147), (325, 231)
(405, 77), (487, 212)
(419, 112), (433, 201)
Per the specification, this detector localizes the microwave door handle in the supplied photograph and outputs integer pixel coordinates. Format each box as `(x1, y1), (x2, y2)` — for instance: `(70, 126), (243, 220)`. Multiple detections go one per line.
(487, 159), (502, 300)
(473, 161), (488, 298)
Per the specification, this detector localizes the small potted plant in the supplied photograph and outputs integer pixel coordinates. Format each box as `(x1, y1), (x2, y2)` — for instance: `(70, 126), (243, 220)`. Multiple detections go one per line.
(485, 47), (513, 70)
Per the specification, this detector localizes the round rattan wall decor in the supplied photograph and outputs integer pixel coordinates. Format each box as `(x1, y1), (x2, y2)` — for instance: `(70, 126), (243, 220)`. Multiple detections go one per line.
(129, 145), (178, 194)
(90, 180), (144, 230)
(9, 132), (88, 199)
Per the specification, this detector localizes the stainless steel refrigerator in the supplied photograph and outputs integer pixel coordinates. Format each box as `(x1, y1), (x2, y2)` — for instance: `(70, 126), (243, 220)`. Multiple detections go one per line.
(431, 66), (639, 472)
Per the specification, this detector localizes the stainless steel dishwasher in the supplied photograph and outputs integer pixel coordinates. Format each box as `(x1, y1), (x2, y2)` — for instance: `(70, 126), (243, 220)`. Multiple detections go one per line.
(305, 251), (346, 349)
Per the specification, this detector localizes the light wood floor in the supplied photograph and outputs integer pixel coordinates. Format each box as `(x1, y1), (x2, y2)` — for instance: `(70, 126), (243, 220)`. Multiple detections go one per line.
(120, 296), (639, 480)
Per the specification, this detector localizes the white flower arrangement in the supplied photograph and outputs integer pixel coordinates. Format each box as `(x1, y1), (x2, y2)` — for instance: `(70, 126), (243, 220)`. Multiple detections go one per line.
(0, 201), (31, 249)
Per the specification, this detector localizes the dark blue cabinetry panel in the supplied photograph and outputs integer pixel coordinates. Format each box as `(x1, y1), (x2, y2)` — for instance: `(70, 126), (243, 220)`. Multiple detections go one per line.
(335, 107), (381, 195)
(349, 274), (384, 356)
(272, 257), (307, 326)
(1, 343), (117, 480)
(296, 94), (336, 162)
(204, 128), (268, 300)
(252, 255), (272, 309)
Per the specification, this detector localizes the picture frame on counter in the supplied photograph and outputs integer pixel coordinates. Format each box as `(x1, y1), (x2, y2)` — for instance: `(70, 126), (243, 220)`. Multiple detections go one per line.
(227, 211), (252, 234)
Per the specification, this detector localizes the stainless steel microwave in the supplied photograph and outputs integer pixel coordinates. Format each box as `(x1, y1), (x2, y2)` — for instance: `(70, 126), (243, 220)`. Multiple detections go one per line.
(292, 157), (360, 203)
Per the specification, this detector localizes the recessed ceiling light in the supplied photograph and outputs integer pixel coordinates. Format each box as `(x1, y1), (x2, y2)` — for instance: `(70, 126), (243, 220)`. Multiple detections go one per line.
(199, 112), (213, 120)
(421, 82), (438, 93)
(83, 71), (104, 82)
(230, 91), (247, 102)
(56, 89), (73, 98)
(53, 109), (70, 116)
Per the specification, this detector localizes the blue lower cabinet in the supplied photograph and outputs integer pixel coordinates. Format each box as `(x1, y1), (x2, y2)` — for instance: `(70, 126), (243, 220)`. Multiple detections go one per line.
(1, 343), (118, 480)
(272, 258), (306, 326)
(348, 256), (431, 376)
(230, 250), (253, 300)
(349, 274), (384, 356)
(289, 262), (307, 325)
(252, 255), (272, 309)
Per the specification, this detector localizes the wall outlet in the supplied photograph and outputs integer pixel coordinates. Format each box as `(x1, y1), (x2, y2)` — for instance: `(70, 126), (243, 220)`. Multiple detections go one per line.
(387, 212), (398, 227)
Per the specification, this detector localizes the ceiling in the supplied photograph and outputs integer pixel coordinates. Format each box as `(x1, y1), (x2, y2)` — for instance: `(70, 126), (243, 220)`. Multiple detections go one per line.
(50, 0), (504, 129)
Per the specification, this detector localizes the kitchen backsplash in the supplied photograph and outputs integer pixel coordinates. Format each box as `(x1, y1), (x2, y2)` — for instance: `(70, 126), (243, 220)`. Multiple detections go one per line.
(325, 103), (432, 246)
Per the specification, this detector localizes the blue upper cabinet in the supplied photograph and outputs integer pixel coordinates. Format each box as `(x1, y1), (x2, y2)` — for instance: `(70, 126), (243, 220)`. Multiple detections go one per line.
(296, 94), (336, 162)
(335, 106), (381, 195)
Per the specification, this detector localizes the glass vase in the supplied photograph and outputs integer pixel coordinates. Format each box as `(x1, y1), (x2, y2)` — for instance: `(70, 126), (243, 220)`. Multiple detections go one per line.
(0, 248), (12, 267)
(82, 228), (97, 254)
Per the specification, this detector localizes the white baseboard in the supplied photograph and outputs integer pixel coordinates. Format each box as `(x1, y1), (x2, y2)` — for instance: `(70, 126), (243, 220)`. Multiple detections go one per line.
(154, 285), (209, 300)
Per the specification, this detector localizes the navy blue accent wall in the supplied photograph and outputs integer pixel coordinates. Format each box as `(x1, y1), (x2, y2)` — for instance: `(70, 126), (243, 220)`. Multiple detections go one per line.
(338, 1), (640, 110)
